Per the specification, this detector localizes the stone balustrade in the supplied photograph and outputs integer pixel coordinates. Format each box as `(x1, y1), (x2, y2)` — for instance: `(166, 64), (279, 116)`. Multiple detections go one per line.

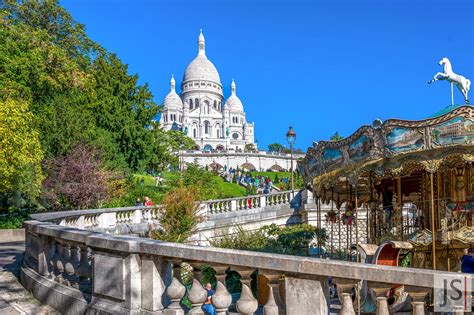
(22, 217), (467, 315)
(205, 191), (293, 214)
(31, 191), (294, 233)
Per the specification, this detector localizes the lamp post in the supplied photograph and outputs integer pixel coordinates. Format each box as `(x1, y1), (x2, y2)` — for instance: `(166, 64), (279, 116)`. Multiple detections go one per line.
(286, 126), (296, 192)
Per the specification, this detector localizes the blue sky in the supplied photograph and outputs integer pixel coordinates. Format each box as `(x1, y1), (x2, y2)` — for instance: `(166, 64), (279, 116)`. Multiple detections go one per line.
(61, 0), (473, 151)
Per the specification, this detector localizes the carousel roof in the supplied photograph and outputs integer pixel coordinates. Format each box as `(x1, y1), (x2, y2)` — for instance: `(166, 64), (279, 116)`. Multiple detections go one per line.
(299, 105), (474, 190)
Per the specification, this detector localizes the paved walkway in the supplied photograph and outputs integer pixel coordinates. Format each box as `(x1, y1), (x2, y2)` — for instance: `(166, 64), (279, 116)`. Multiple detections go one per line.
(0, 242), (58, 315)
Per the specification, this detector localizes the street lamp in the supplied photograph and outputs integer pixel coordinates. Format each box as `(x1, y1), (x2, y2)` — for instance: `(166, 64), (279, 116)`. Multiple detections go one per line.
(286, 126), (296, 191)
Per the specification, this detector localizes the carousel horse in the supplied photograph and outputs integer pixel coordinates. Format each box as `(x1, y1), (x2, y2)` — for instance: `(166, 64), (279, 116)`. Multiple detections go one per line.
(428, 57), (471, 104)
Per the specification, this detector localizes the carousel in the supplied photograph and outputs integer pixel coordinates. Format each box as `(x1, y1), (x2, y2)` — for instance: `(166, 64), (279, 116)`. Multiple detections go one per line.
(298, 58), (472, 311)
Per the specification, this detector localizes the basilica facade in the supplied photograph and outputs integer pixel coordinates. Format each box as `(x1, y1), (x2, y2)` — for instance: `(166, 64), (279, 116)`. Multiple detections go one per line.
(159, 31), (255, 151)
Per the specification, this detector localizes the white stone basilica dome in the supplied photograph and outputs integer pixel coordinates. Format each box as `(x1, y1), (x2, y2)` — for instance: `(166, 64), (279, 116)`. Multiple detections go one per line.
(183, 30), (221, 85)
(225, 79), (244, 112)
(163, 75), (183, 109)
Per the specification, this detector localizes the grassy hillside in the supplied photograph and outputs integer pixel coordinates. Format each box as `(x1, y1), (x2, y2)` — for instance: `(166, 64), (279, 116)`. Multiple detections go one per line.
(133, 172), (246, 200)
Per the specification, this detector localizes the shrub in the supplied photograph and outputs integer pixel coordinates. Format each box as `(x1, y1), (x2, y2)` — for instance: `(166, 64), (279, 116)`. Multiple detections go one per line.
(211, 223), (326, 257)
(41, 144), (121, 209)
(149, 187), (203, 243)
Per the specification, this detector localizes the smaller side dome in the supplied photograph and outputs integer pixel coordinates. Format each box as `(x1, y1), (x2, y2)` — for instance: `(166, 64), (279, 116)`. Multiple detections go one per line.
(163, 74), (183, 109)
(225, 79), (243, 112)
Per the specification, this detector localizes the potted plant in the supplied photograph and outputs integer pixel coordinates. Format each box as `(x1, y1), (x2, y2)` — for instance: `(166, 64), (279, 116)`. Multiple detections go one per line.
(325, 209), (338, 223)
(342, 203), (355, 225)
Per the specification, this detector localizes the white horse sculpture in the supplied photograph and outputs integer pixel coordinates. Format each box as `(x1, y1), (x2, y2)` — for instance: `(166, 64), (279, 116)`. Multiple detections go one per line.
(428, 57), (471, 104)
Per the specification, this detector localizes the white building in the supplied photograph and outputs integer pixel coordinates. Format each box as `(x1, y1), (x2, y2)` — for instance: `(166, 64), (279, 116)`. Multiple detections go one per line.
(159, 30), (255, 151)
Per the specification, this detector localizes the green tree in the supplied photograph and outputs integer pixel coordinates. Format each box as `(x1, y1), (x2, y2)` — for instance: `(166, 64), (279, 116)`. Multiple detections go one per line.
(0, 99), (44, 209)
(330, 132), (344, 141)
(268, 143), (284, 153)
(245, 143), (257, 152)
(168, 164), (221, 200)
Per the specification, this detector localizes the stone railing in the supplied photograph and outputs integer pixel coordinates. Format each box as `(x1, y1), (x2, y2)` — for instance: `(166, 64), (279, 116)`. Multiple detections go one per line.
(32, 191), (294, 233)
(204, 191), (293, 214)
(181, 150), (305, 159)
(22, 219), (466, 315)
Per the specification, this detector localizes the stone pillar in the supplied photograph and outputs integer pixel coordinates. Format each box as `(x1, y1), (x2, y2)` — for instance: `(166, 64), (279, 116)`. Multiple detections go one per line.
(230, 199), (237, 211)
(340, 293), (355, 315)
(376, 297), (389, 315)
(212, 281), (232, 315)
(98, 212), (117, 229)
(263, 286), (279, 315)
(213, 264), (228, 285)
(453, 306), (465, 314)
(188, 279), (207, 314)
(236, 284), (258, 315)
(91, 251), (142, 313)
(164, 277), (186, 315)
(260, 195), (267, 208)
(141, 255), (170, 313)
(285, 275), (328, 315)
(37, 234), (51, 277)
(411, 301), (425, 315)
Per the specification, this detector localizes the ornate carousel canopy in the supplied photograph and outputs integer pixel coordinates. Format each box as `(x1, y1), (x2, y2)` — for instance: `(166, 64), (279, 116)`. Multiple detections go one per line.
(299, 105), (474, 193)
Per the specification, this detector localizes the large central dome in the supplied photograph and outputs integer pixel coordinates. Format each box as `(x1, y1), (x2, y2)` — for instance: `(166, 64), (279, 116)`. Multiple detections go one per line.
(183, 30), (221, 84)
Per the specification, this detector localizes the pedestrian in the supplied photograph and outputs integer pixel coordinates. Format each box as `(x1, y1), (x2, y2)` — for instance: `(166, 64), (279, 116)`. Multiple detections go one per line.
(202, 283), (216, 315)
(135, 198), (143, 206)
(461, 248), (474, 273)
(144, 196), (153, 206)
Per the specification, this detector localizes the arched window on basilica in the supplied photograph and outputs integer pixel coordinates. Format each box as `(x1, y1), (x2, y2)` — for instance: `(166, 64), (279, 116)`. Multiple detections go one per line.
(213, 100), (217, 110)
(204, 121), (210, 134)
(189, 99), (193, 109)
(195, 98), (199, 107)
(204, 100), (210, 114)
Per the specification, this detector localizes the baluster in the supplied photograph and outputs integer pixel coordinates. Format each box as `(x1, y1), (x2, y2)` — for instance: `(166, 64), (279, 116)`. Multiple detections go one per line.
(263, 285), (279, 315)
(165, 277), (186, 314)
(188, 279), (207, 314)
(65, 244), (80, 288)
(50, 242), (60, 280)
(261, 273), (285, 314)
(453, 306), (465, 315)
(376, 297), (389, 315)
(212, 281), (232, 315)
(61, 243), (73, 286)
(56, 243), (65, 284)
(411, 301), (424, 315)
(76, 245), (92, 292)
(340, 293), (356, 315)
(116, 212), (121, 224)
(236, 283), (258, 315)
(209, 202), (214, 214)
